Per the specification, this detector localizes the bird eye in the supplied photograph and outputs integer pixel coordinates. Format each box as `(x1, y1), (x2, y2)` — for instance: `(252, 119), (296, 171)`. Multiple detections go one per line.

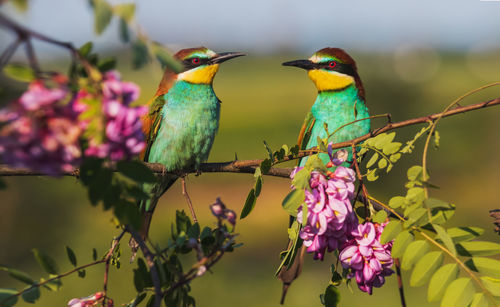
(328, 61), (336, 68)
(191, 58), (200, 64)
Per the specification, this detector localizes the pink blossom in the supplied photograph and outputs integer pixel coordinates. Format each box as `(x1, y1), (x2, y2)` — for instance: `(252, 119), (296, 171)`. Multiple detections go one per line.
(339, 222), (394, 294)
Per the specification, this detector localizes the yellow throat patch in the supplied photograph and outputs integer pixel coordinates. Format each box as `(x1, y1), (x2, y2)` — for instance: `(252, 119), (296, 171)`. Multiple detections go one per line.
(307, 69), (354, 92)
(178, 64), (220, 84)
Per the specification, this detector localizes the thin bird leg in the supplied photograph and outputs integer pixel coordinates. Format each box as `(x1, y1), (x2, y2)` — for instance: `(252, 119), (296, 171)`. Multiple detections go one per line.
(181, 176), (198, 223)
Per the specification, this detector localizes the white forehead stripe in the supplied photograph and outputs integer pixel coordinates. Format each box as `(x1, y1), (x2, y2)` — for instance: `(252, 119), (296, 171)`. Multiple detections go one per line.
(309, 54), (329, 63)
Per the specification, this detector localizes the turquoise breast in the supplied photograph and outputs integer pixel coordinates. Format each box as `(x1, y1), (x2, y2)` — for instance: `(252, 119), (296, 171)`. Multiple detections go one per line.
(147, 81), (220, 171)
(301, 84), (370, 166)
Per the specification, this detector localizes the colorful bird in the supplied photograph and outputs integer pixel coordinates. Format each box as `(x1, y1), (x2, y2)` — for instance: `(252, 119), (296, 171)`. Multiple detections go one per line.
(137, 47), (245, 241)
(278, 47), (370, 302)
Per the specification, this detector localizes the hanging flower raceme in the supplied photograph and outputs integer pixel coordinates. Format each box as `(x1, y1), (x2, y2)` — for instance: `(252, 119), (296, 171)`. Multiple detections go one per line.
(294, 157), (358, 260)
(0, 77), (83, 174)
(339, 222), (394, 294)
(83, 71), (147, 161)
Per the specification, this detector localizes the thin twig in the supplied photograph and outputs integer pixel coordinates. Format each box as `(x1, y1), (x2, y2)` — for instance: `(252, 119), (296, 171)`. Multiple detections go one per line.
(394, 259), (407, 307)
(181, 176), (198, 223)
(0, 230), (125, 305)
(127, 227), (163, 307)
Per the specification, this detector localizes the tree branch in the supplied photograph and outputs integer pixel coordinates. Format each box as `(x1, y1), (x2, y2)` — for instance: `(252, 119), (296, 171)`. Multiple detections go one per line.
(0, 97), (499, 178)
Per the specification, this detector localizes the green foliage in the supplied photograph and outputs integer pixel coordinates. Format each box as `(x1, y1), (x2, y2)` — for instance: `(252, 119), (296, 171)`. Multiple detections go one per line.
(32, 249), (59, 275)
(65, 246), (77, 267)
(359, 132), (404, 180)
(401, 240), (429, 270)
(391, 230), (414, 258)
(320, 285), (340, 307)
(93, 0), (113, 34)
(410, 251), (443, 287)
(0, 289), (18, 307)
(440, 278), (475, 307)
(427, 264), (459, 302)
(2, 64), (35, 82)
(380, 220), (401, 244)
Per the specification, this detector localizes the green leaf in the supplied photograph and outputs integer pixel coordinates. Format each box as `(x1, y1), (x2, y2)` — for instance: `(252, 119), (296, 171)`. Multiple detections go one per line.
(117, 161), (157, 183)
(324, 285), (340, 307)
(390, 153), (402, 163)
(392, 230), (414, 258)
(433, 224), (457, 256)
(11, 0), (28, 12)
(260, 159), (272, 174)
(78, 270), (86, 278)
(292, 168), (310, 189)
(447, 227), (484, 243)
(466, 257), (500, 279)
(0, 265), (35, 285)
(389, 196), (405, 209)
(97, 57), (116, 72)
(132, 39), (151, 69)
(383, 142), (401, 155)
(366, 169), (379, 181)
(65, 246), (77, 267)
(470, 293), (490, 307)
(427, 263), (459, 302)
(440, 278), (475, 307)
(480, 276), (500, 297)
(240, 189), (256, 219)
(366, 153), (379, 168)
(113, 3), (135, 22)
(410, 251), (443, 287)
(32, 249), (59, 275)
(378, 158), (388, 169)
(456, 241), (500, 257)
(0, 288), (18, 307)
(119, 18), (130, 43)
(187, 223), (200, 239)
(152, 43), (183, 73)
(21, 286), (40, 303)
(304, 155), (326, 172)
(92, 248), (98, 261)
(406, 187), (425, 204)
(78, 42), (93, 57)
(3, 64), (35, 82)
(254, 176), (262, 197)
(401, 240), (430, 270)
(434, 131), (440, 148)
(40, 275), (61, 291)
(404, 208), (427, 227)
(263, 140), (273, 160)
(94, 0), (113, 35)
(281, 189), (305, 217)
(372, 210), (388, 224)
(380, 220), (401, 244)
(407, 165), (423, 182)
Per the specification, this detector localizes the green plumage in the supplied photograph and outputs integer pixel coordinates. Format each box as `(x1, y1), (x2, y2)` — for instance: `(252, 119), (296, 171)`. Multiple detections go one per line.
(142, 80), (220, 212)
(299, 83), (370, 166)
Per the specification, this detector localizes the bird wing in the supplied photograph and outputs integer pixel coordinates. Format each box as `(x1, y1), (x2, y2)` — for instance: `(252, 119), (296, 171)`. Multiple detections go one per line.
(140, 69), (177, 162)
(141, 94), (165, 162)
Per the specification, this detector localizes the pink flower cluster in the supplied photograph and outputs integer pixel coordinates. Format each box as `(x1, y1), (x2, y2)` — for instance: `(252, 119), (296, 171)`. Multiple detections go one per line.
(84, 71), (147, 161)
(292, 149), (394, 294)
(68, 292), (113, 307)
(0, 79), (83, 174)
(294, 163), (358, 260)
(339, 222), (394, 294)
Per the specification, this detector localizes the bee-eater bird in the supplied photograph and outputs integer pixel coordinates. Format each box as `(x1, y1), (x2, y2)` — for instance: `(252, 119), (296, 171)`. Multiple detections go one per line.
(278, 48), (370, 303)
(137, 47), (245, 241)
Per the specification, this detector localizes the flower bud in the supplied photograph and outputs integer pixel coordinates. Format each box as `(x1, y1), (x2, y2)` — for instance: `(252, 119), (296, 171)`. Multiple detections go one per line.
(225, 209), (237, 225)
(210, 198), (226, 217)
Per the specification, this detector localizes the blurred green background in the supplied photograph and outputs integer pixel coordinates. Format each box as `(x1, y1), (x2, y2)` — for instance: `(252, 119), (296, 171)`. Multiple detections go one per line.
(1, 51), (499, 307)
(1, 0), (500, 305)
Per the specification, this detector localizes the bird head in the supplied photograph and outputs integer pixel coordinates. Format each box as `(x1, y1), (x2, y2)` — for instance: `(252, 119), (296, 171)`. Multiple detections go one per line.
(282, 47), (364, 98)
(174, 47), (245, 84)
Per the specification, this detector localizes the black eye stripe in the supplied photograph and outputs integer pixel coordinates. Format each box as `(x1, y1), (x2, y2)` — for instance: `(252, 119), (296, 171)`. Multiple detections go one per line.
(318, 61), (356, 77)
(182, 57), (210, 70)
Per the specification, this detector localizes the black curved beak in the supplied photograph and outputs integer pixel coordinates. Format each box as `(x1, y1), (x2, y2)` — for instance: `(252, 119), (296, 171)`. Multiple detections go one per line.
(282, 59), (315, 70)
(211, 52), (246, 64)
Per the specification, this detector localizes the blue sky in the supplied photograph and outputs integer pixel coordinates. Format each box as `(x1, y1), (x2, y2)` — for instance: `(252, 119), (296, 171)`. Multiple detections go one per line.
(1, 0), (500, 55)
